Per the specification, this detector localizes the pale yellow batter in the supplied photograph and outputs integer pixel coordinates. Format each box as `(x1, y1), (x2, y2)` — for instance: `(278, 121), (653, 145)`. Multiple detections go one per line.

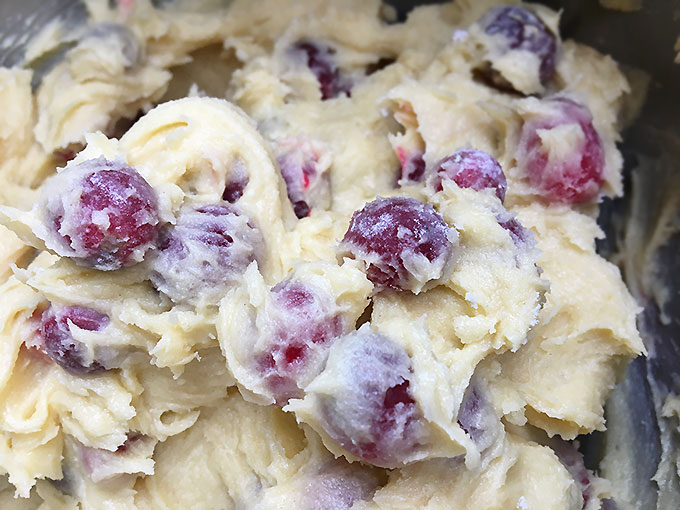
(0, 0), (645, 509)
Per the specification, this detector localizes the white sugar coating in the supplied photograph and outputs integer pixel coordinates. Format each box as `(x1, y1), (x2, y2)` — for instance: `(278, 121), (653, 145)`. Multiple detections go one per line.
(148, 204), (263, 306)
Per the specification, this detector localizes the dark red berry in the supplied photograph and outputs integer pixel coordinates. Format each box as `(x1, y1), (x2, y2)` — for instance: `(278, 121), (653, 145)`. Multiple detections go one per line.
(42, 158), (159, 270)
(339, 197), (453, 291)
(275, 137), (330, 218)
(498, 217), (530, 246)
(551, 439), (594, 508)
(39, 306), (109, 375)
(149, 203), (261, 304)
(293, 41), (351, 100)
(222, 174), (248, 203)
(518, 97), (605, 203)
(317, 329), (424, 468)
(257, 280), (344, 405)
(481, 6), (557, 85)
(432, 149), (507, 201)
(396, 148), (426, 184)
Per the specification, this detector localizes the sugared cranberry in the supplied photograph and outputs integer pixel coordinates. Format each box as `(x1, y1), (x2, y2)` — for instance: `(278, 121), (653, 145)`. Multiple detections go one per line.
(498, 217), (530, 246)
(41, 157), (159, 270)
(303, 461), (380, 510)
(551, 439), (594, 508)
(275, 136), (331, 218)
(339, 197), (454, 292)
(293, 41), (351, 100)
(480, 6), (557, 86)
(149, 203), (261, 305)
(518, 98), (605, 203)
(317, 329), (424, 468)
(257, 280), (344, 405)
(39, 306), (109, 375)
(432, 149), (507, 201)
(222, 174), (248, 203)
(396, 148), (426, 184)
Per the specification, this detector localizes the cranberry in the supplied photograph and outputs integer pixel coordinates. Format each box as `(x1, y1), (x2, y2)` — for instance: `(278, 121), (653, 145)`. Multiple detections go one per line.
(39, 306), (109, 375)
(293, 41), (351, 100)
(396, 148), (426, 184)
(317, 329), (424, 468)
(41, 158), (160, 270)
(432, 149), (507, 201)
(498, 217), (530, 246)
(149, 203), (261, 305)
(257, 280), (344, 405)
(480, 6), (557, 86)
(275, 137), (330, 218)
(551, 439), (594, 508)
(222, 174), (248, 204)
(339, 197), (453, 292)
(518, 98), (605, 203)
(303, 461), (380, 510)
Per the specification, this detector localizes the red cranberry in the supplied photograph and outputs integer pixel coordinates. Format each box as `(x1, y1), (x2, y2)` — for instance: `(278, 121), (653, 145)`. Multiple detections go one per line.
(480, 6), (557, 86)
(222, 174), (248, 204)
(518, 98), (604, 203)
(257, 280), (344, 405)
(317, 330), (424, 468)
(498, 217), (530, 246)
(39, 306), (109, 375)
(396, 148), (426, 184)
(149, 203), (261, 305)
(303, 461), (380, 510)
(275, 137), (329, 218)
(293, 41), (351, 100)
(432, 149), (507, 201)
(42, 158), (160, 270)
(551, 439), (594, 508)
(339, 197), (453, 291)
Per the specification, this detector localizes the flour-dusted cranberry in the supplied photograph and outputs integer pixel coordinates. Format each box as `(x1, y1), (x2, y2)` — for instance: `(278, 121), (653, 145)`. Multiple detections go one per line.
(222, 159), (249, 204)
(339, 197), (454, 292)
(518, 97), (605, 204)
(302, 461), (380, 510)
(317, 329), (425, 468)
(293, 41), (351, 100)
(149, 203), (262, 305)
(432, 149), (507, 202)
(497, 216), (531, 247)
(39, 306), (109, 375)
(396, 148), (426, 184)
(456, 384), (502, 455)
(551, 439), (594, 509)
(40, 157), (160, 270)
(257, 279), (344, 405)
(480, 6), (557, 86)
(274, 136), (331, 218)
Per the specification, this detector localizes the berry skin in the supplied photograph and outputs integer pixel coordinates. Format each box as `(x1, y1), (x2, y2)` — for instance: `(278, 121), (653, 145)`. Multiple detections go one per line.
(41, 157), (160, 270)
(480, 6), (558, 86)
(39, 306), (110, 375)
(149, 203), (262, 305)
(518, 97), (605, 204)
(339, 197), (454, 292)
(293, 41), (351, 100)
(432, 149), (507, 202)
